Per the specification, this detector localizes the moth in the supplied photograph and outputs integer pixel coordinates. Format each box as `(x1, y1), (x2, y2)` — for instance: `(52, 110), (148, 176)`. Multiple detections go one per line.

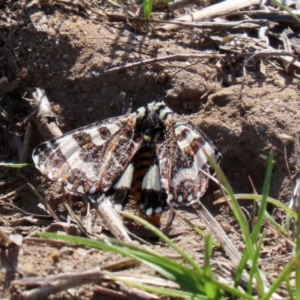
(32, 100), (221, 225)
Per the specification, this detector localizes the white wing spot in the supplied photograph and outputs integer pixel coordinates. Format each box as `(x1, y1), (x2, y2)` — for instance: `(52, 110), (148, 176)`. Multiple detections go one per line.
(155, 207), (162, 214)
(146, 208), (153, 216)
(89, 186), (96, 194)
(136, 107), (146, 118)
(65, 182), (73, 191)
(114, 163), (134, 188)
(187, 194), (193, 202)
(142, 163), (161, 191)
(76, 186), (84, 193)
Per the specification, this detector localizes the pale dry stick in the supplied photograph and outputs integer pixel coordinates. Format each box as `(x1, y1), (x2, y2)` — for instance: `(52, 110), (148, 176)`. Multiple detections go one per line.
(159, 0), (262, 31)
(13, 268), (108, 299)
(31, 88), (62, 140)
(97, 200), (132, 242)
(226, 9), (300, 22)
(281, 33), (294, 73)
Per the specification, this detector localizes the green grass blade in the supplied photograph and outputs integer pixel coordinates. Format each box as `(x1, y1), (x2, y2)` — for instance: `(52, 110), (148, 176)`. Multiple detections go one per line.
(271, 0), (300, 24)
(112, 279), (211, 299)
(247, 232), (265, 295)
(39, 232), (206, 294)
(0, 162), (33, 168)
(208, 158), (254, 258)
(122, 211), (204, 273)
(203, 235), (220, 299)
(218, 193), (293, 237)
(246, 153), (273, 295)
(38, 232), (256, 300)
(143, 0), (153, 19)
(228, 194), (297, 220)
(235, 154), (273, 294)
(250, 152), (273, 243)
(261, 248), (300, 300)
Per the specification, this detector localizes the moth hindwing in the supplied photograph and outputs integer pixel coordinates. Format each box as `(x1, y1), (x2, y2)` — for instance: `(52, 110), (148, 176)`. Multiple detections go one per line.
(32, 100), (221, 220)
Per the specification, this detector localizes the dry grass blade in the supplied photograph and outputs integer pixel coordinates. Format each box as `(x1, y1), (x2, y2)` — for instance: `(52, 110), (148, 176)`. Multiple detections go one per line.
(93, 285), (130, 299)
(117, 281), (160, 300)
(191, 201), (241, 262)
(26, 182), (60, 222)
(63, 195), (92, 237)
(18, 122), (32, 164)
(102, 258), (140, 271)
(111, 273), (180, 289)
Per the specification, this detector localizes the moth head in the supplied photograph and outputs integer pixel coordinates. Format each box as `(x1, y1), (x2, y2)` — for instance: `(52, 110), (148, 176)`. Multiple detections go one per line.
(143, 133), (152, 142)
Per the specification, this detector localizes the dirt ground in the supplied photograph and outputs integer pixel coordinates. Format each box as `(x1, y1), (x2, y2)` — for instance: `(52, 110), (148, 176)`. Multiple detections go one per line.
(0, 0), (299, 299)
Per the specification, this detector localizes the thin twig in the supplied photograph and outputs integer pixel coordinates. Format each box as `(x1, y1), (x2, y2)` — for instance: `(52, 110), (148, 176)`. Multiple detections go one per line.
(104, 52), (296, 75)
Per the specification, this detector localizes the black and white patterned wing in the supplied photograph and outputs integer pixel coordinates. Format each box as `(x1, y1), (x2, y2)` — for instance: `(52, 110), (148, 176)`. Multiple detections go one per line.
(157, 116), (220, 207)
(32, 114), (142, 207)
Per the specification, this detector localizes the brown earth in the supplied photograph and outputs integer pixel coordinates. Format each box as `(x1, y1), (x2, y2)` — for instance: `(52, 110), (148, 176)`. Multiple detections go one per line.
(0, 0), (299, 299)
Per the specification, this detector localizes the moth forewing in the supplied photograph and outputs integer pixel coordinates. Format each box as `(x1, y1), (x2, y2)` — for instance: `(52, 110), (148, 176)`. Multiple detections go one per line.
(32, 113), (141, 198)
